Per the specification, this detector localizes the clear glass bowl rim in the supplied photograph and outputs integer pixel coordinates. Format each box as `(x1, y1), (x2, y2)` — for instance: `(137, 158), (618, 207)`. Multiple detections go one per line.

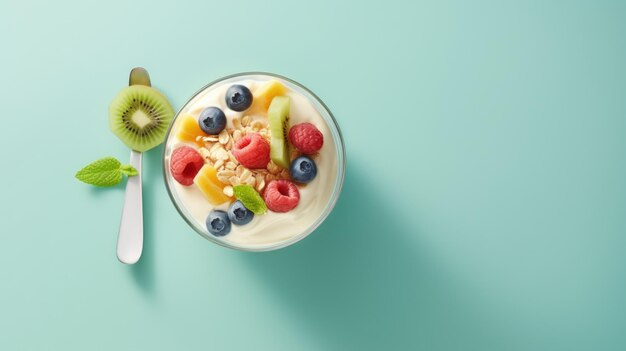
(162, 72), (346, 252)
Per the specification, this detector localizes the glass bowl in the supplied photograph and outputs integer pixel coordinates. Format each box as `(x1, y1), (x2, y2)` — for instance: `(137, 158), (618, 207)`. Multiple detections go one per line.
(162, 72), (346, 251)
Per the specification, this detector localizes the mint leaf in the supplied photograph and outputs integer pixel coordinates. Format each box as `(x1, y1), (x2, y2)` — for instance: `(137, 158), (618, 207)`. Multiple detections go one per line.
(120, 164), (138, 177)
(233, 185), (267, 215)
(75, 157), (136, 186)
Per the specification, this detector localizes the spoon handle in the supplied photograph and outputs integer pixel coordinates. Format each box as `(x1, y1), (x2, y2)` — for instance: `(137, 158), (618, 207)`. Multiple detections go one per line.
(117, 150), (143, 264)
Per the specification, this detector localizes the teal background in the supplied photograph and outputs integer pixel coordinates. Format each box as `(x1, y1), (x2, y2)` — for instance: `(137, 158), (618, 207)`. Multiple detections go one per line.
(1, 0), (625, 350)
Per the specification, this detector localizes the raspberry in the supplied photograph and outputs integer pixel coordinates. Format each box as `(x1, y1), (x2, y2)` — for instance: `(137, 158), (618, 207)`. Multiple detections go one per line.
(232, 133), (270, 169)
(170, 146), (204, 186)
(263, 180), (300, 213)
(288, 123), (324, 154)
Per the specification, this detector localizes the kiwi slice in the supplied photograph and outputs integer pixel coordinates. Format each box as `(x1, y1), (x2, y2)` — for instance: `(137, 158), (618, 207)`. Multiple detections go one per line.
(109, 85), (174, 152)
(268, 96), (291, 168)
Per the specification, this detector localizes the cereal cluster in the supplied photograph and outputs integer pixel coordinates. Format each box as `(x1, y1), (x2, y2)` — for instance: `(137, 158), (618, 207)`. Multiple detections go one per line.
(196, 115), (301, 197)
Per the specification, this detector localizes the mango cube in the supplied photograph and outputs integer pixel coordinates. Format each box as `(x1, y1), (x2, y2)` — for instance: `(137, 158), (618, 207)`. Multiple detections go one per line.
(176, 115), (207, 146)
(193, 165), (232, 205)
(250, 80), (287, 114)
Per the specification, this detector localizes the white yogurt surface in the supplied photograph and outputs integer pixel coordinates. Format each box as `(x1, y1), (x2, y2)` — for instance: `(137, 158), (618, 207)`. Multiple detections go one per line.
(164, 76), (338, 250)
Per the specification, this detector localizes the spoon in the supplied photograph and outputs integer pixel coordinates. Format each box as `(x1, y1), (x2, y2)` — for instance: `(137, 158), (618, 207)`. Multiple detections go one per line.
(116, 67), (151, 264)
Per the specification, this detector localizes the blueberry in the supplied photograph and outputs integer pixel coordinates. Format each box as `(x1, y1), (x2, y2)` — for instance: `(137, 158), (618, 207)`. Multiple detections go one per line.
(206, 210), (231, 237)
(198, 107), (226, 134)
(290, 156), (317, 183)
(225, 85), (253, 112)
(228, 200), (254, 225)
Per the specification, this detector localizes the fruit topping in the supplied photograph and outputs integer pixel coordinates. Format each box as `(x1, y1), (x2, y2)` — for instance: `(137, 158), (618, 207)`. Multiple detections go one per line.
(268, 96), (291, 169)
(289, 123), (324, 154)
(176, 115), (208, 146)
(290, 156), (317, 183)
(194, 165), (232, 205)
(232, 133), (270, 169)
(250, 80), (287, 114)
(109, 85), (174, 152)
(228, 200), (255, 225)
(233, 184), (267, 215)
(263, 180), (300, 213)
(198, 107), (227, 135)
(225, 84), (253, 112)
(206, 210), (231, 236)
(170, 146), (205, 186)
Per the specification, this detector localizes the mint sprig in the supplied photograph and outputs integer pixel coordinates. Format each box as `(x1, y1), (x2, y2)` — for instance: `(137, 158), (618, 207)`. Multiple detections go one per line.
(233, 185), (267, 215)
(75, 157), (138, 186)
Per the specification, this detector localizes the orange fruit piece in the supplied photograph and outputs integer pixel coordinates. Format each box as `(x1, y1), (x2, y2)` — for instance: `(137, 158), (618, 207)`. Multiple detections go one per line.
(193, 165), (232, 205)
(249, 80), (287, 115)
(176, 115), (207, 146)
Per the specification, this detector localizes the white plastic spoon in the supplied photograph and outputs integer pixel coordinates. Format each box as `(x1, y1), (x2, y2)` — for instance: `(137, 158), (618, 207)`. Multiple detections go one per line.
(116, 67), (151, 264)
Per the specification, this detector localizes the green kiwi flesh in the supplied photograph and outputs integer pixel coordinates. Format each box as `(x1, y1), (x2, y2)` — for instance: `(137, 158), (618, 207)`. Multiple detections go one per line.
(109, 85), (174, 152)
(268, 96), (291, 168)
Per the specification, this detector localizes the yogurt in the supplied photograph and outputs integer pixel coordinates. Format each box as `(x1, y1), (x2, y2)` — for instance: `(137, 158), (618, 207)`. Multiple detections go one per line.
(163, 74), (342, 250)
